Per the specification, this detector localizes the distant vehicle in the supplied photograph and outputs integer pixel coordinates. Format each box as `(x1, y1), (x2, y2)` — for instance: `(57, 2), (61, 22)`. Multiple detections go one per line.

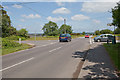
(94, 34), (114, 42)
(59, 34), (71, 42)
(85, 34), (89, 38)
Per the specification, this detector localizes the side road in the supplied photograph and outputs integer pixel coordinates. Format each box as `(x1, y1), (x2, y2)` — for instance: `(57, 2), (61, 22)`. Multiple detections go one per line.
(78, 42), (119, 79)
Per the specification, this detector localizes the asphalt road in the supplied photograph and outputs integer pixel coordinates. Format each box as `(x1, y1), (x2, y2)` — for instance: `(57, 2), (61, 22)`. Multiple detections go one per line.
(2, 38), (90, 78)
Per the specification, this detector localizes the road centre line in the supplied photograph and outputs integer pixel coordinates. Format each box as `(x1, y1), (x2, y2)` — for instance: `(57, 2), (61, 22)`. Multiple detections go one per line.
(49, 46), (62, 53)
(0, 57), (34, 72)
(37, 42), (57, 47)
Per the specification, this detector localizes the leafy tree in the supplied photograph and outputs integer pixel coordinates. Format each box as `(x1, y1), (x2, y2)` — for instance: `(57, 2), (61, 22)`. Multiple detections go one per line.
(42, 21), (58, 36)
(17, 29), (28, 38)
(95, 30), (100, 35)
(59, 24), (72, 34)
(114, 27), (120, 34)
(82, 32), (85, 35)
(111, 2), (120, 28)
(0, 6), (17, 37)
(0, 6), (2, 37)
(100, 29), (113, 34)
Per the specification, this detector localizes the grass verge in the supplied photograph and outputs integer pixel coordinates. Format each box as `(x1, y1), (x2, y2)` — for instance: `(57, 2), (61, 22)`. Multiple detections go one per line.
(26, 35), (83, 41)
(26, 36), (59, 41)
(2, 43), (33, 55)
(103, 43), (120, 73)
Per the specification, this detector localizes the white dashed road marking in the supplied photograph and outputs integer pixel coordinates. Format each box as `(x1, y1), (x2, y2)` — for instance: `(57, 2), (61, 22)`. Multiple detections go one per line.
(0, 57), (34, 72)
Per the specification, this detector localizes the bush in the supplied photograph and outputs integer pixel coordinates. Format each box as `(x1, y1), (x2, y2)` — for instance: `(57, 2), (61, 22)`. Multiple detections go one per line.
(95, 30), (100, 35)
(5, 35), (27, 41)
(2, 38), (22, 48)
(100, 29), (113, 34)
(71, 33), (81, 35)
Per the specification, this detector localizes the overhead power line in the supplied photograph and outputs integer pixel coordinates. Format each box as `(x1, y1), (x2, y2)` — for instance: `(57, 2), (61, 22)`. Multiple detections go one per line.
(2, 2), (37, 6)
(3, 2), (48, 17)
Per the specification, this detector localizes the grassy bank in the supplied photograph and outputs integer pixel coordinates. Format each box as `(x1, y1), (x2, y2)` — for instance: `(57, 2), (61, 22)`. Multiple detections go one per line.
(2, 43), (33, 55)
(2, 38), (33, 55)
(103, 43), (120, 71)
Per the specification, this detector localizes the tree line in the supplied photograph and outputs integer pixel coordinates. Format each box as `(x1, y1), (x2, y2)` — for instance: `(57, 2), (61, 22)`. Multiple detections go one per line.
(42, 21), (72, 36)
(94, 28), (120, 35)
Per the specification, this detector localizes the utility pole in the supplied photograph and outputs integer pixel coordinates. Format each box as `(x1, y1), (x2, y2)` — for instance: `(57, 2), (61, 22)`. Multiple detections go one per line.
(64, 19), (66, 34)
(35, 32), (36, 41)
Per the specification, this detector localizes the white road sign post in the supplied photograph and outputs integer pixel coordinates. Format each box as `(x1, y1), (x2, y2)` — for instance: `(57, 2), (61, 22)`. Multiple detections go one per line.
(19, 38), (21, 44)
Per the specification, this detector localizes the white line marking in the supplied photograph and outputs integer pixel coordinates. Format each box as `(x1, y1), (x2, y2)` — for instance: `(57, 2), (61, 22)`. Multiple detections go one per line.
(33, 42), (57, 48)
(0, 57), (34, 72)
(3, 42), (58, 57)
(49, 47), (62, 53)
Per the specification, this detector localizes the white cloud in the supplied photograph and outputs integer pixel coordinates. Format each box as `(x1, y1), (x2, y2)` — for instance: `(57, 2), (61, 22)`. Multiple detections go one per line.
(52, 7), (70, 14)
(20, 19), (25, 22)
(17, 25), (26, 29)
(55, 0), (77, 2)
(81, 2), (116, 13)
(47, 16), (64, 22)
(12, 4), (22, 8)
(92, 19), (101, 24)
(22, 14), (41, 19)
(56, 2), (65, 6)
(71, 14), (90, 21)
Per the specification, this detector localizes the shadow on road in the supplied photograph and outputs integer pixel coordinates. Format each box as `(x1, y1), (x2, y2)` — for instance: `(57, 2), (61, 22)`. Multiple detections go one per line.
(72, 44), (119, 79)
(72, 51), (86, 58)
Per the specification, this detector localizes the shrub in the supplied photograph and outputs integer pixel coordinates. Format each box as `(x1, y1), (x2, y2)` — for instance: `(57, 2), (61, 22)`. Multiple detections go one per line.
(5, 35), (27, 41)
(2, 38), (22, 48)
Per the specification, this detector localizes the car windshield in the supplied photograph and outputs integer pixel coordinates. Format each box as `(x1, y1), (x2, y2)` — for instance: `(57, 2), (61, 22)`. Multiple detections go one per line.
(60, 34), (66, 37)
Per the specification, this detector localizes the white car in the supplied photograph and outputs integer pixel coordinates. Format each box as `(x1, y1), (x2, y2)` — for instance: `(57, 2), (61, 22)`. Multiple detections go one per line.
(94, 34), (114, 42)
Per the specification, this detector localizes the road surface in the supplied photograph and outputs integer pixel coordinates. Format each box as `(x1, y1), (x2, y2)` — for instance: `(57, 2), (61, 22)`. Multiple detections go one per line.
(2, 38), (90, 78)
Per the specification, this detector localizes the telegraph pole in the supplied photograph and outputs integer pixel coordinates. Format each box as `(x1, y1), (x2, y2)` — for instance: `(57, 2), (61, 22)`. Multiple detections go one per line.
(64, 19), (66, 34)
(34, 31), (36, 41)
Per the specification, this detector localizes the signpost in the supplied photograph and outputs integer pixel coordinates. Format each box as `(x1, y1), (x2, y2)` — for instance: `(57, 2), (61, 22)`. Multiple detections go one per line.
(19, 38), (21, 44)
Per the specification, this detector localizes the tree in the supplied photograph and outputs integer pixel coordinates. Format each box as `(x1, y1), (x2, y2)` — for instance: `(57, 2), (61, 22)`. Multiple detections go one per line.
(111, 2), (120, 28)
(0, 6), (17, 37)
(59, 24), (72, 34)
(17, 29), (28, 38)
(100, 29), (113, 34)
(95, 30), (100, 35)
(114, 27), (120, 34)
(42, 21), (58, 36)
(0, 5), (2, 37)
(82, 32), (85, 35)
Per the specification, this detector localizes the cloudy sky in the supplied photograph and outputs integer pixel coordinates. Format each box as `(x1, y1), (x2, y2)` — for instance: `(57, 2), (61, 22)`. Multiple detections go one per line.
(2, 1), (119, 33)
